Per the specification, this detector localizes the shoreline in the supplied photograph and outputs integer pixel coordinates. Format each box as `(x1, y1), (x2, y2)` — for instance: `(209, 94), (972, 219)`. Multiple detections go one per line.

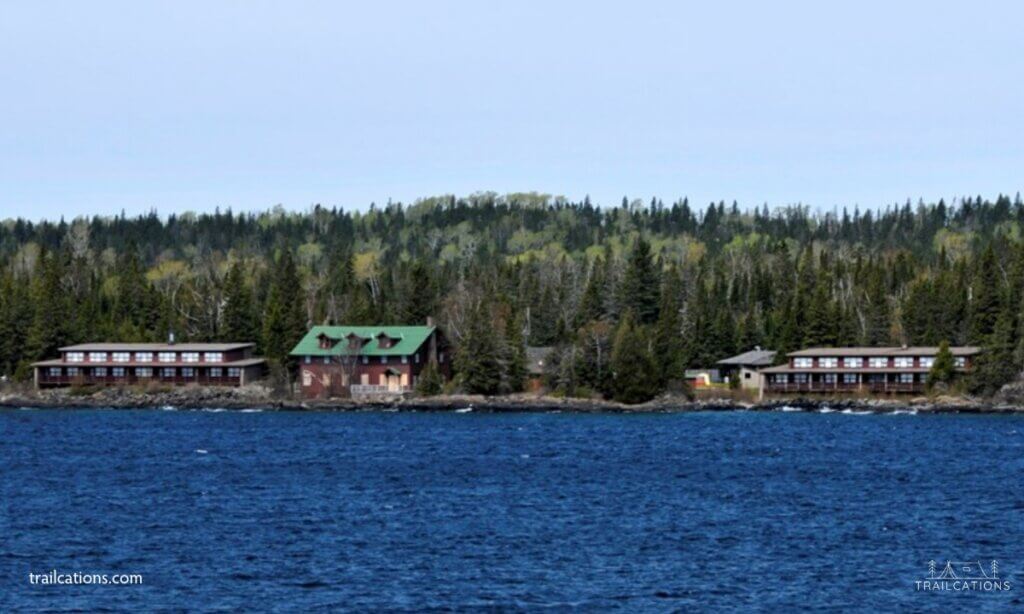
(2, 387), (1023, 414)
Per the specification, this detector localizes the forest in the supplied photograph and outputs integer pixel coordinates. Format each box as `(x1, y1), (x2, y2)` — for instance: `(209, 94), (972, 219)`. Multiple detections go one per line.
(2, 191), (1024, 402)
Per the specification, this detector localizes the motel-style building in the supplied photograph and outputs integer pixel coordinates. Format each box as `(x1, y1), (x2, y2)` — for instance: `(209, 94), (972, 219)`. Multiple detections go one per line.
(290, 322), (449, 398)
(32, 342), (266, 389)
(759, 346), (980, 395)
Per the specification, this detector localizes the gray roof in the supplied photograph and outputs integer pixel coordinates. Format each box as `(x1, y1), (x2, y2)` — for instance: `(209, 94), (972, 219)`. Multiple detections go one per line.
(787, 346), (980, 357)
(717, 349), (777, 367)
(526, 346), (553, 375)
(59, 342), (256, 352)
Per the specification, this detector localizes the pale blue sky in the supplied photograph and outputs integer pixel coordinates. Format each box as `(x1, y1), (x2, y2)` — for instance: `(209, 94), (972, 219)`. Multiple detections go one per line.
(2, 1), (1022, 220)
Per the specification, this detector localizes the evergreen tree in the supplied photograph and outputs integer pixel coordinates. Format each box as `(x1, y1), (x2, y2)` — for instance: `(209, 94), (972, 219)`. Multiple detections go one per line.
(971, 308), (1017, 395)
(504, 313), (528, 393)
(415, 361), (444, 396)
(927, 340), (956, 389)
(618, 238), (660, 324)
(222, 260), (257, 341)
(609, 311), (659, 403)
(262, 248), (307, 372)
(455, 303), (505, 395)
(969, 245), (1001, 344)
(25, 250), (70, 362)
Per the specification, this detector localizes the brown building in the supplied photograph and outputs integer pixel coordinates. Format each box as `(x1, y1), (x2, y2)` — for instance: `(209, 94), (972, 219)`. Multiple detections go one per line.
(759, 346), (980, 396)
(33, 342), (266, 389)
(290, 323), (449, 398)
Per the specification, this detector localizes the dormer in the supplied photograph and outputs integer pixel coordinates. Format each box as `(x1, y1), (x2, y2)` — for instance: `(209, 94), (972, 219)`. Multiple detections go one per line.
(345, 332), (370, 350)
(376, 332), (400, 350)
(317, 333), (340, 350)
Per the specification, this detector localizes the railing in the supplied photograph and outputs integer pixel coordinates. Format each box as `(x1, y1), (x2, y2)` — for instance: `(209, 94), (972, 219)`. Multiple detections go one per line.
(350, 384), (411, 395)
(767, 382), (924, 393)
(37, 374), (242, 387)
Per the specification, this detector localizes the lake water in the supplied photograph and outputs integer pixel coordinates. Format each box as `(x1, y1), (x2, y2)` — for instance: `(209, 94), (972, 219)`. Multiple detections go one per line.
(2, 408), (1023, 611)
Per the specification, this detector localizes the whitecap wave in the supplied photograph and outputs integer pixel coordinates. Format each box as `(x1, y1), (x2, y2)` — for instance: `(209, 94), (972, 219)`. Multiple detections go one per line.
(454, 407), (473, 413)
(195, 449), (208, 454)
(239, 408), (262, 413)
(841, 409), (873, 415)
(778, 406), (803, 412)
(818, 407), (836, 413)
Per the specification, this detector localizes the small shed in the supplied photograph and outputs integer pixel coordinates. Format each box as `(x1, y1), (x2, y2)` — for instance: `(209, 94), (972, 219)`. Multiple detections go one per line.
(717, 349), (777, 390)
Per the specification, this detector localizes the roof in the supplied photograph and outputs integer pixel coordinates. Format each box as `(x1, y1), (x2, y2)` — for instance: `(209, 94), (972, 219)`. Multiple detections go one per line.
(787, 346), (981, 357)
(717, 349), (777, 367)
(290, 325), (435, 357)
(33, 358), (266, 368)
(526, 346), (553, 375)
(58, 342), (255, 352)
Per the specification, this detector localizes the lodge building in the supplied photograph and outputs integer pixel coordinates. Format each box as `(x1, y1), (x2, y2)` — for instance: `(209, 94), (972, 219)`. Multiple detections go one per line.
(33, 342), (266, 389)
(760, 346), (980, 395)
(290, 322), (449, 398)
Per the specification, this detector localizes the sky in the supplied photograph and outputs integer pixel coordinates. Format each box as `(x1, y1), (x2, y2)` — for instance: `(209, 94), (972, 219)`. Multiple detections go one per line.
(2, 1), (1023, 221)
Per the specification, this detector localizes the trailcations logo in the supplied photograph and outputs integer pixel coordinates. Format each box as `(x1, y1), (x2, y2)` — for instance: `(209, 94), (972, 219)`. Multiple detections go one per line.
(915, 560), (1011, 592)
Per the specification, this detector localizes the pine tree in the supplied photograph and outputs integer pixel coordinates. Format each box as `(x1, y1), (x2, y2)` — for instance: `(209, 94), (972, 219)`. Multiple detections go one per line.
(971, 308), (1017, 395)
(262, 248), (307, 372)
(455, 303), (504, 395)
(927, 340), (956, 389)
(25, 250), (70, 362)
(222, 260), (256, 341)
(618, 237), (660, 324)
(504, 313), (528, 393)
(654, 266), (685, 385)
(415, 361), (444, 396)
(609, 311), (659, 403)
(968, 245), (1001, 344)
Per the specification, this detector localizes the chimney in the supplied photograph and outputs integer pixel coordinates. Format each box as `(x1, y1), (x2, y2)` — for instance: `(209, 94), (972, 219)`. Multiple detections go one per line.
(426, 316), (435, 327)
(168, 331), (176, 345)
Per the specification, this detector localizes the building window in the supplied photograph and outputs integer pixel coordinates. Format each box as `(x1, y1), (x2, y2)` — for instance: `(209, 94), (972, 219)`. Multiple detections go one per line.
(794, 373), (809, 383)
(182, 368), (195, 377)
(66, 367), (81, 376)
(775, 374), (788, 384)
(302, 371), (312, 387)
(48, 367), (62, 377)
(361, 356), (368, 364)
(158, 352), (176, 363)
(66, 352), (84, 362)
(819, 357), (838, 368)
(135, 352), (153, 362)
(203, 352), (223, 363)
(93, 367), (108, 377)
(381, 356), (388, 364)
(88, 352), (108, 362)
(401, 355), (408, 364)
(899, 373), (914, 384)
(209, 367), (222, 377)
(112, 352), (130, 363)
(323, 356), (330, 364)
(954, 357), (966, 368)
(112, 367), (126, 377)
(822, 373), (837, 383)
(414, 353), (420, 364)
(182, 353), (199, 363)
(304, 355), (311, 364)
(161, 368), (176, 377)
(843, 373), (858, 384)
(793, 357), (812, 368)
(919, 357), (934, 368)
(227, 368), (241, 377)
(136, 368), (153, 378)
(869, 357), (888, 368)
(843, 357), (863, 368)
(893, 357), (913, 368)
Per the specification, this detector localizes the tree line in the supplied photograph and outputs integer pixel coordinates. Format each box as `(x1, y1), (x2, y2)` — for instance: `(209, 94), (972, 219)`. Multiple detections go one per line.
(2, 192), (1023, 401)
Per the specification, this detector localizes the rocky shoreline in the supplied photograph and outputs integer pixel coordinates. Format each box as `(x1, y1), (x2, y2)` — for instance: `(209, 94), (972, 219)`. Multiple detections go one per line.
(1, 385), (1023, 414)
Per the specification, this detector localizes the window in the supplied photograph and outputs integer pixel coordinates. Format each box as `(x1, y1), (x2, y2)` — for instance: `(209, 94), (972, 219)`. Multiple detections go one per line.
(793, 357), (813, 368)
(209, 367), (222, 377)
(819, 357), (838, 368)
(66, 352), (84, 362)
(302, 371), (312, 387)
(361, 356), (368, 364)
(843, 373), (858, 384)
(48, 367), (62, 376)
(136, 368), (153, 378)
(775, 374), (788, 384)
(323, 356), (330, 364)
(304, 355), (311, 364)
(88, 352), (108, 362)
(822, 373), (837, 383)
(112, 367), (126, 377)
(893, 357), (913, 368)
(919, 357), (934, 368)
(158, 352), (176, 363)
(794, 373), (809, 383)
(203, 352), (223, 362)
(93, 367), (108, 377)
(381, 356), (388, 364)
(414, 353), (420, 364)
(744, 372), (751, 379)
(899, 373), (914, 383)
(869, 357), (888, 368)
(401, 355), (408, 364)
(843, 357), (863, 368)
(135, 352), (153, 362)
(161, 368), (176, 377)
(181, 353), (199, 363)
(227, 368), (241, 377)
(954, 357), (966, 368)
(182, 368), (195, 377)
(67, 367), (80, 376)
(112, 352), (130, 363)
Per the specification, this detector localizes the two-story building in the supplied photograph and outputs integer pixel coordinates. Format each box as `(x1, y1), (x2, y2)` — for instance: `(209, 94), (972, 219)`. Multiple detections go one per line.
(759, 346), (980, 396)
(290, 322), (449, 398)
(32, 342), (266, 388)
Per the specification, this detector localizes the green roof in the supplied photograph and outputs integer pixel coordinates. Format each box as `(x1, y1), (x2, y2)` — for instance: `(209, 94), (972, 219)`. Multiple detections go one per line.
(289, 325), (435, 357)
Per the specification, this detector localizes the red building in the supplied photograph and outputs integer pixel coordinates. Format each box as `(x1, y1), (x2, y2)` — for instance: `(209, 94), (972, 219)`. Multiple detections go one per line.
(760, 346), (980, 395)
(33, 342), (266, 388)
(290, 323), (449, 398)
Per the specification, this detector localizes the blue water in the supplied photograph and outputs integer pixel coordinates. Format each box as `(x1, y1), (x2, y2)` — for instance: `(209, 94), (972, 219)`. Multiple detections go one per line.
(2, 409), (1023, 612)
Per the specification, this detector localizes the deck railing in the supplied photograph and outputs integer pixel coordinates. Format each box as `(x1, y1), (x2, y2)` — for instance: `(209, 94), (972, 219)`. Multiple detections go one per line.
(350, 384), (411, 395)
(766, 382), (924, 393)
